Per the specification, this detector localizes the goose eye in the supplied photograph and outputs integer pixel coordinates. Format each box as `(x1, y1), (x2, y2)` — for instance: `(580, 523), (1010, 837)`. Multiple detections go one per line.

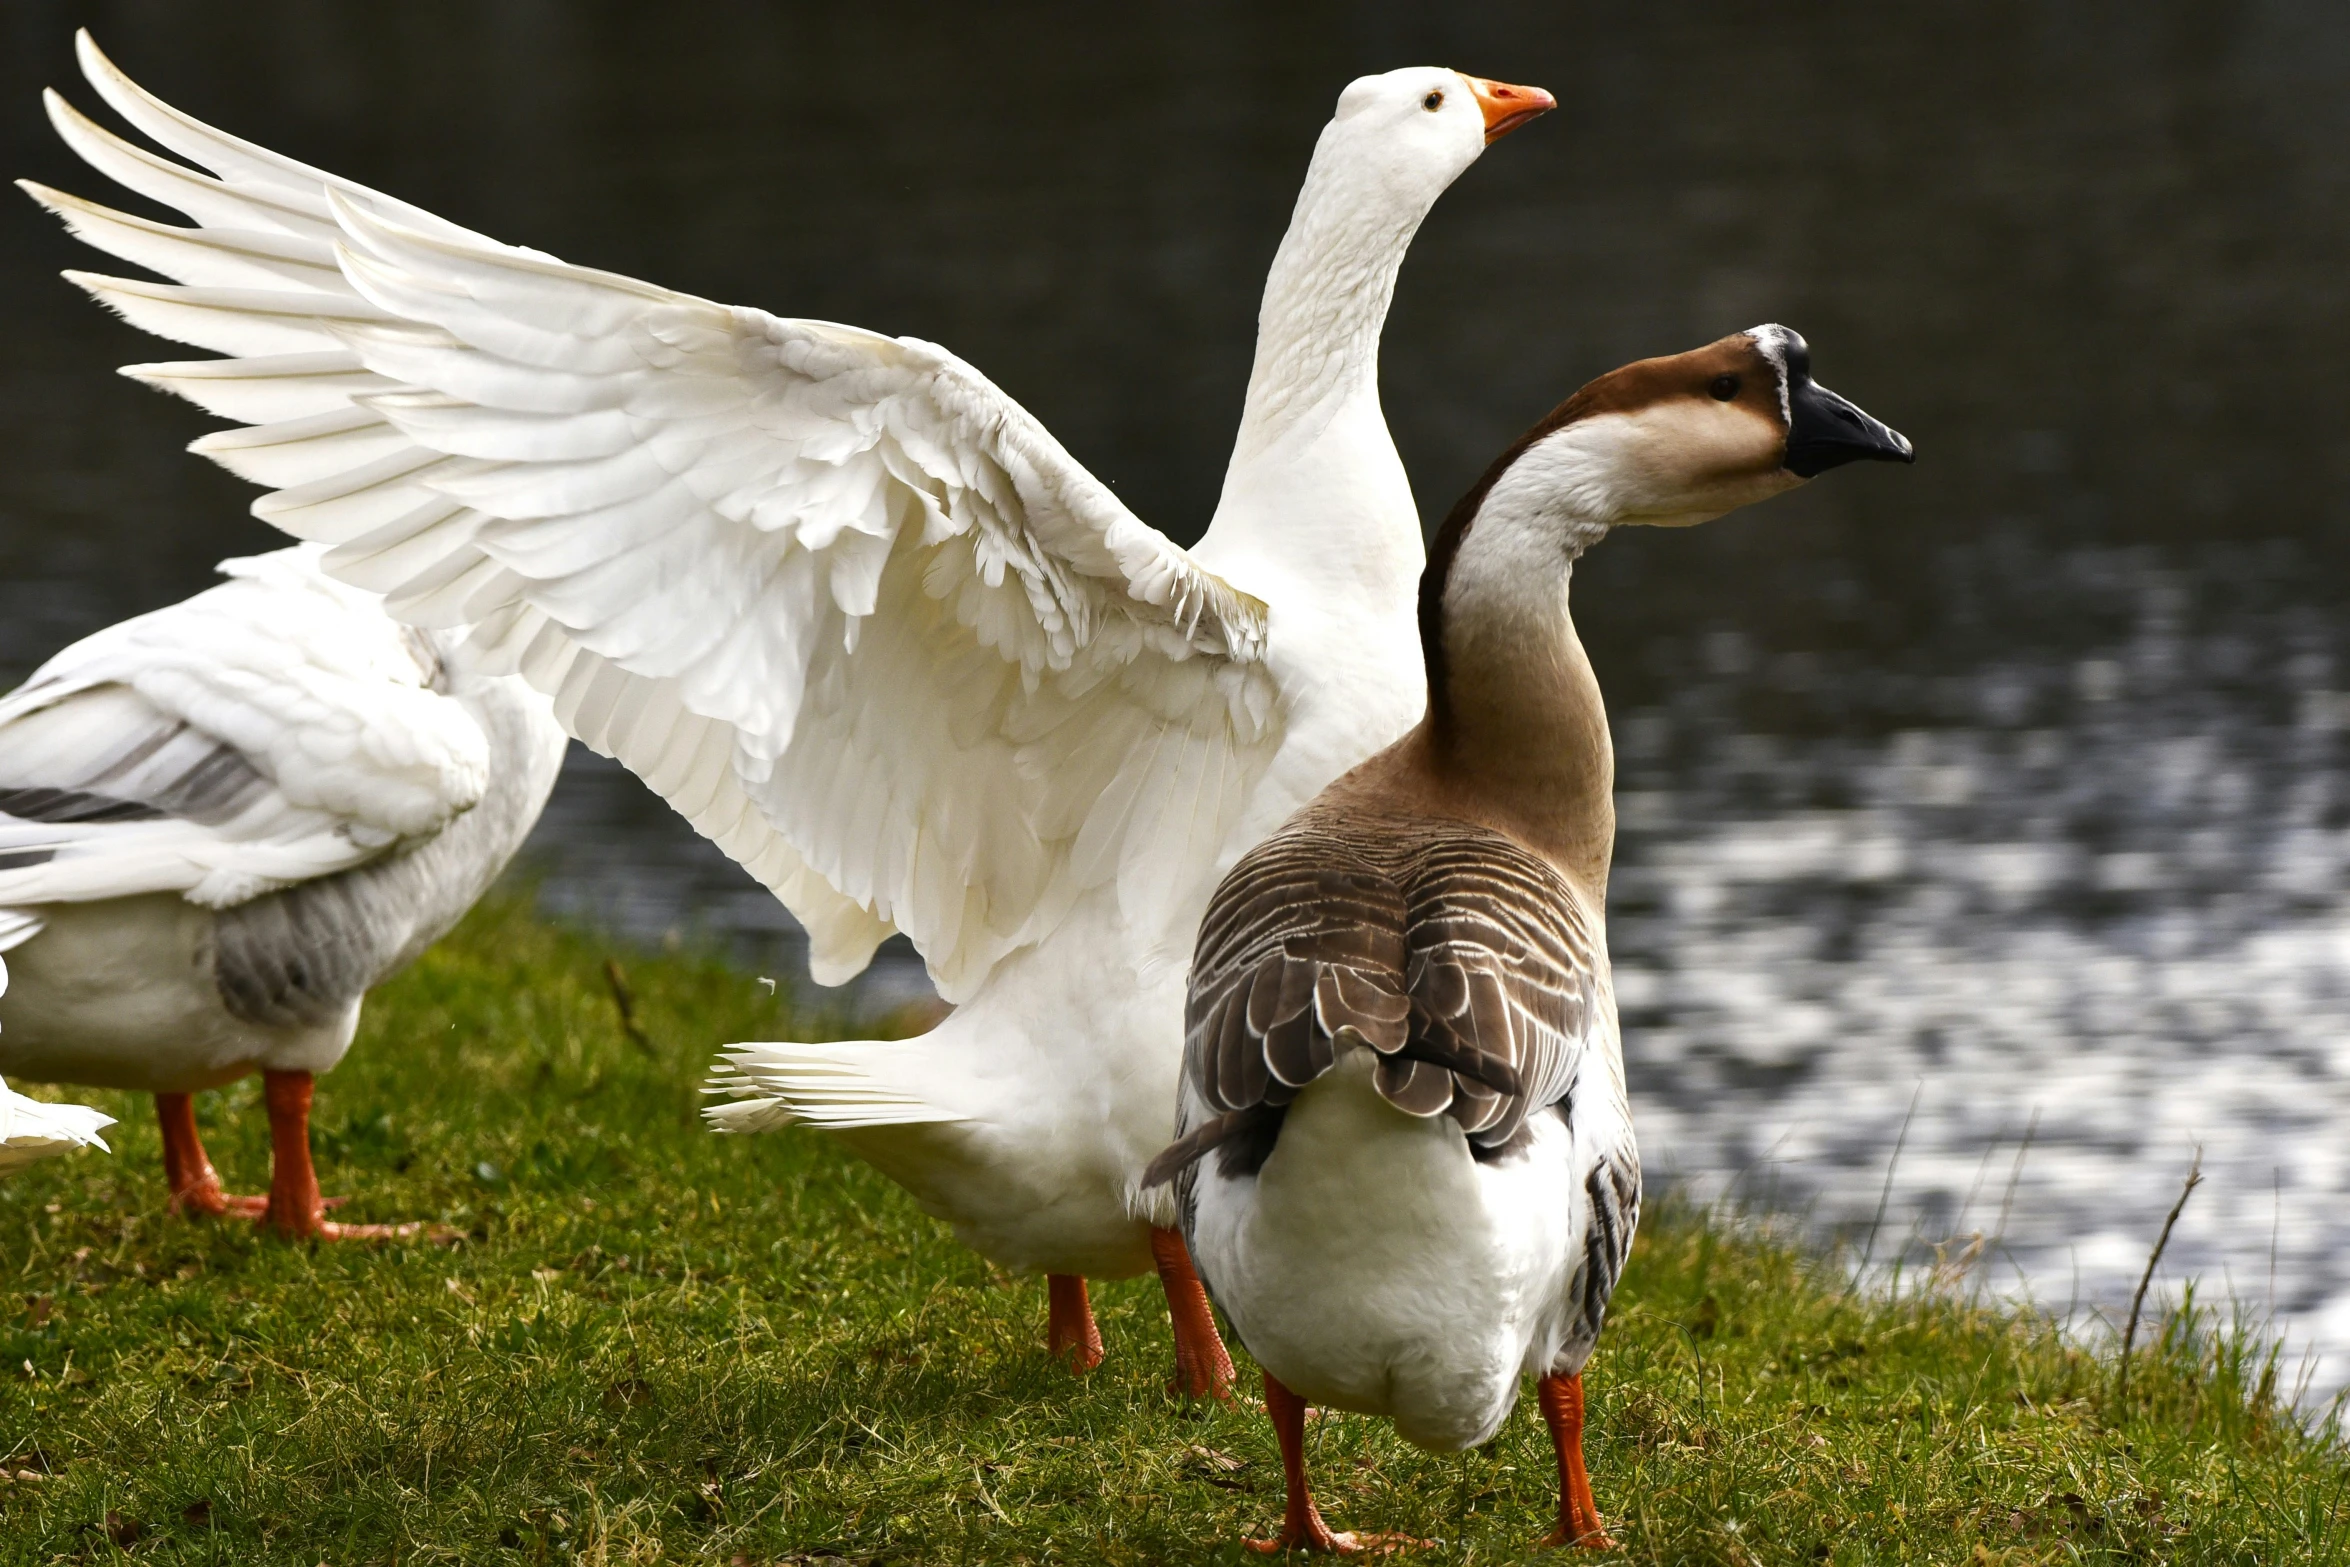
(1422, 90), (1445, 111)
(1709, 374), (1740, 401)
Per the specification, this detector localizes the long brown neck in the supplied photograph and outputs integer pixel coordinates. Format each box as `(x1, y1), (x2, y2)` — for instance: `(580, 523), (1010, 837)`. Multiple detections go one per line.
(1410, 439), (1617, 897)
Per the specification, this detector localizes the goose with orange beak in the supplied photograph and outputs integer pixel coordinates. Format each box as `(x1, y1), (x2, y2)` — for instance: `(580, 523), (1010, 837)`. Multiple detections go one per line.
(1146, 327), (1911, 1552)
(26, 39), (1556, 1391)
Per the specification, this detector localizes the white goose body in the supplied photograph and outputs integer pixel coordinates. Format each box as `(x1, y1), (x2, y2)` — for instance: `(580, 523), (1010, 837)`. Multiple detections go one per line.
(0, 543), (567, 1234)
(22, 35), (1554, 1345)
(811, 113), (1470, 1273)
(1153, 328), (1912, 1548)
(0, 547), (566, 1093)
(1, 894), (314, 1091)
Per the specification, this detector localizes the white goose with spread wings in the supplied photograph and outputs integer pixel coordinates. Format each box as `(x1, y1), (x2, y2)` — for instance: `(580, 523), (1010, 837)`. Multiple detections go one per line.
(1148, 328), (1911, 1551)
(24, 33), (1554, 1383)
(0, 544), (567, 1236)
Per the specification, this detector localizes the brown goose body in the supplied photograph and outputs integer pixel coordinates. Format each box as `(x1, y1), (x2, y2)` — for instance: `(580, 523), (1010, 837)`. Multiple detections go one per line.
(1149, 326), (1911, 1552)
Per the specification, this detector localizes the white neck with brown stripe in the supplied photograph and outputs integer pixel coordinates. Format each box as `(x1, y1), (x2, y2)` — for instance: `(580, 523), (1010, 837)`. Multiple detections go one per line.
(1420, 424), (1623, 896)
(1400, 324), (1912, 900)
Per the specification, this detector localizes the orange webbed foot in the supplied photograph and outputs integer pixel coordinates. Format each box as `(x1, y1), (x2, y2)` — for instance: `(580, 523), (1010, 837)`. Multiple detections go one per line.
(1046, 1274), (1105, 1373)
(171, 1182), (270, 1220)
(1245, 1370), (1426, 1554)
(1535, 1372), (1615, 1550)
(260, 1196), (435, 1243)
(1534, 1523), (1619, 1551)
(253, 1070), (444, 1243)
(1244, 1521), (1430, 1555)
(1151, 1226), (1238, 1402)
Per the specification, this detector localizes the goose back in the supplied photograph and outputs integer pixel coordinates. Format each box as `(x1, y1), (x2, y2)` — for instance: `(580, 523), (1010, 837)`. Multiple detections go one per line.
(1149, 788), (1612, 1190)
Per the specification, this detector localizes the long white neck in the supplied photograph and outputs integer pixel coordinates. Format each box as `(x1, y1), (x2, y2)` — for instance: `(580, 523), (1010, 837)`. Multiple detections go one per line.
(1195, 128), (1462, 605)
(1231, 165), (1419, 462)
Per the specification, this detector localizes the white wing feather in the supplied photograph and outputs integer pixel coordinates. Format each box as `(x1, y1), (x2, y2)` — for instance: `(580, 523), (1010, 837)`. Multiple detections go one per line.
(0, 1077), (113, 1175)
(29, 32), (1281, 1000)
(0, 545), (489, 909)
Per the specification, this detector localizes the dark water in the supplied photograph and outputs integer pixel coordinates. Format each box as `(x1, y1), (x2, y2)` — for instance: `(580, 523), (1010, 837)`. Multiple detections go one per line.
(5, 4), (2350, 1395)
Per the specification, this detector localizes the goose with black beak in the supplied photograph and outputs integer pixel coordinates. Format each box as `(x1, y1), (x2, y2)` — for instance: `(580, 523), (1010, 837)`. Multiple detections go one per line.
(1145, 326), (1912, 1552)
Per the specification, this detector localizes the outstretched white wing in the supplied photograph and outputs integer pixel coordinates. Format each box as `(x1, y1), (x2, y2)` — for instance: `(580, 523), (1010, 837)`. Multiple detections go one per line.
(0, 546), (491, 910)
(29, 32), (1281, 1001)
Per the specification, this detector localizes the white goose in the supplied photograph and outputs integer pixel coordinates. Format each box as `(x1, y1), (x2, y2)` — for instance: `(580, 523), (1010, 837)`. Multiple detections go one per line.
(1146, 329), (1911, 1551)
(0, 544), (567, 1236)
(24, 34), (1550, 1383)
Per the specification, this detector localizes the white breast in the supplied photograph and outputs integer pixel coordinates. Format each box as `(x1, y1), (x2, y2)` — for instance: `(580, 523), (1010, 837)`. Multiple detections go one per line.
(1189, 1047), (1585, 1451)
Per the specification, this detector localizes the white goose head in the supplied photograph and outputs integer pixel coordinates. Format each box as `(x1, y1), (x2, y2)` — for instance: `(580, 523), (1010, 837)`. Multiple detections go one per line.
(1233, 69), (1554, 462)
(1314, 67), (1557, 214)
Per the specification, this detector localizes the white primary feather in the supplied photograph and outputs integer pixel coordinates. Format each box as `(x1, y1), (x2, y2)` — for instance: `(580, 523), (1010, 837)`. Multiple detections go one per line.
(22, 32), (1281, 1000)
(0, 1077), (113, 1174)
(706, 1039), (970, 1132)
(0, 543), (491, 909)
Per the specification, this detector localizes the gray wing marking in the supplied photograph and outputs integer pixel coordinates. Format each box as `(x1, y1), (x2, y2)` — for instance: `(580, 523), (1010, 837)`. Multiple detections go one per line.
(210, 673), (561, 1028)
(1578, 1146), (1641, 1345)
(0, 696), (273, 827)
(0, 787), (163, 824)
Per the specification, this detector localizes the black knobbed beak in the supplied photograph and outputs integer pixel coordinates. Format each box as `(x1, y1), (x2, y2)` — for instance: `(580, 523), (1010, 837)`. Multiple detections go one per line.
(1784, 377), (1914, 477)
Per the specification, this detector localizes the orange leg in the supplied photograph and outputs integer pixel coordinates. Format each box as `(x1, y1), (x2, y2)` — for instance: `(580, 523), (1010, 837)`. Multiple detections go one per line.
(1535, 1372), (1615, 1550)
(154, 1092), (266, 1218)
(1249, 1369), (1348, 1554)
(260, 1070), (421, 1241)
(1046, 1274), (1104, 1372)
(1151, 1226), (1236, 1401)
(1245, 1371), (1426, 1555)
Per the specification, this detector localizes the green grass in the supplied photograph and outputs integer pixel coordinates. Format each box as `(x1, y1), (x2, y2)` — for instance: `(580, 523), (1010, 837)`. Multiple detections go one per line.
(1, 896), (2344, 1564)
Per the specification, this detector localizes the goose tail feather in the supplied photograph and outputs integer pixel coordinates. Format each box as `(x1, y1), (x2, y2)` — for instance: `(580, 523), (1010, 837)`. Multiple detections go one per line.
(703, 1040), (972, 1133)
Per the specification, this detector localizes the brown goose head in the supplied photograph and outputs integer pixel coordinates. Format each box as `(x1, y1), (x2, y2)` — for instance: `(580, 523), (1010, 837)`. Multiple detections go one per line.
(1456, 326), (1912, 539)
(1419, 328), (1912, 716)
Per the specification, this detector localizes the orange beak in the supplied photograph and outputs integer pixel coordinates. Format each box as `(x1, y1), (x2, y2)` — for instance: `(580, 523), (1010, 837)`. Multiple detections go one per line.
(1461, 75), (1557, 143)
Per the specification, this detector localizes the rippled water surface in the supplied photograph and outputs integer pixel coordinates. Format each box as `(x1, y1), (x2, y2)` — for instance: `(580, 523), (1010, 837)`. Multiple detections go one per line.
(6, 4), (2350, 1395)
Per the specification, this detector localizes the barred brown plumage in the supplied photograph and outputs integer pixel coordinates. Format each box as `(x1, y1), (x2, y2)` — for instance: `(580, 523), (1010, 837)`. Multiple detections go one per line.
(1147, 803), (1601, 1188)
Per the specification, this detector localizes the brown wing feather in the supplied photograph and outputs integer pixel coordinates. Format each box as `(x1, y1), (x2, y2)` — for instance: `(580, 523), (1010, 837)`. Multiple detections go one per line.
(1146, 805), (1601, 1187)
(1188, 828), (1411, 1106)
(1397, 833), (1600, 1148)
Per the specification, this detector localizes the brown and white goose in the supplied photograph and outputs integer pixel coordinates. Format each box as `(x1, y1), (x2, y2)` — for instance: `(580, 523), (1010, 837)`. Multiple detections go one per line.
(1145, 326), (1911, 1552)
